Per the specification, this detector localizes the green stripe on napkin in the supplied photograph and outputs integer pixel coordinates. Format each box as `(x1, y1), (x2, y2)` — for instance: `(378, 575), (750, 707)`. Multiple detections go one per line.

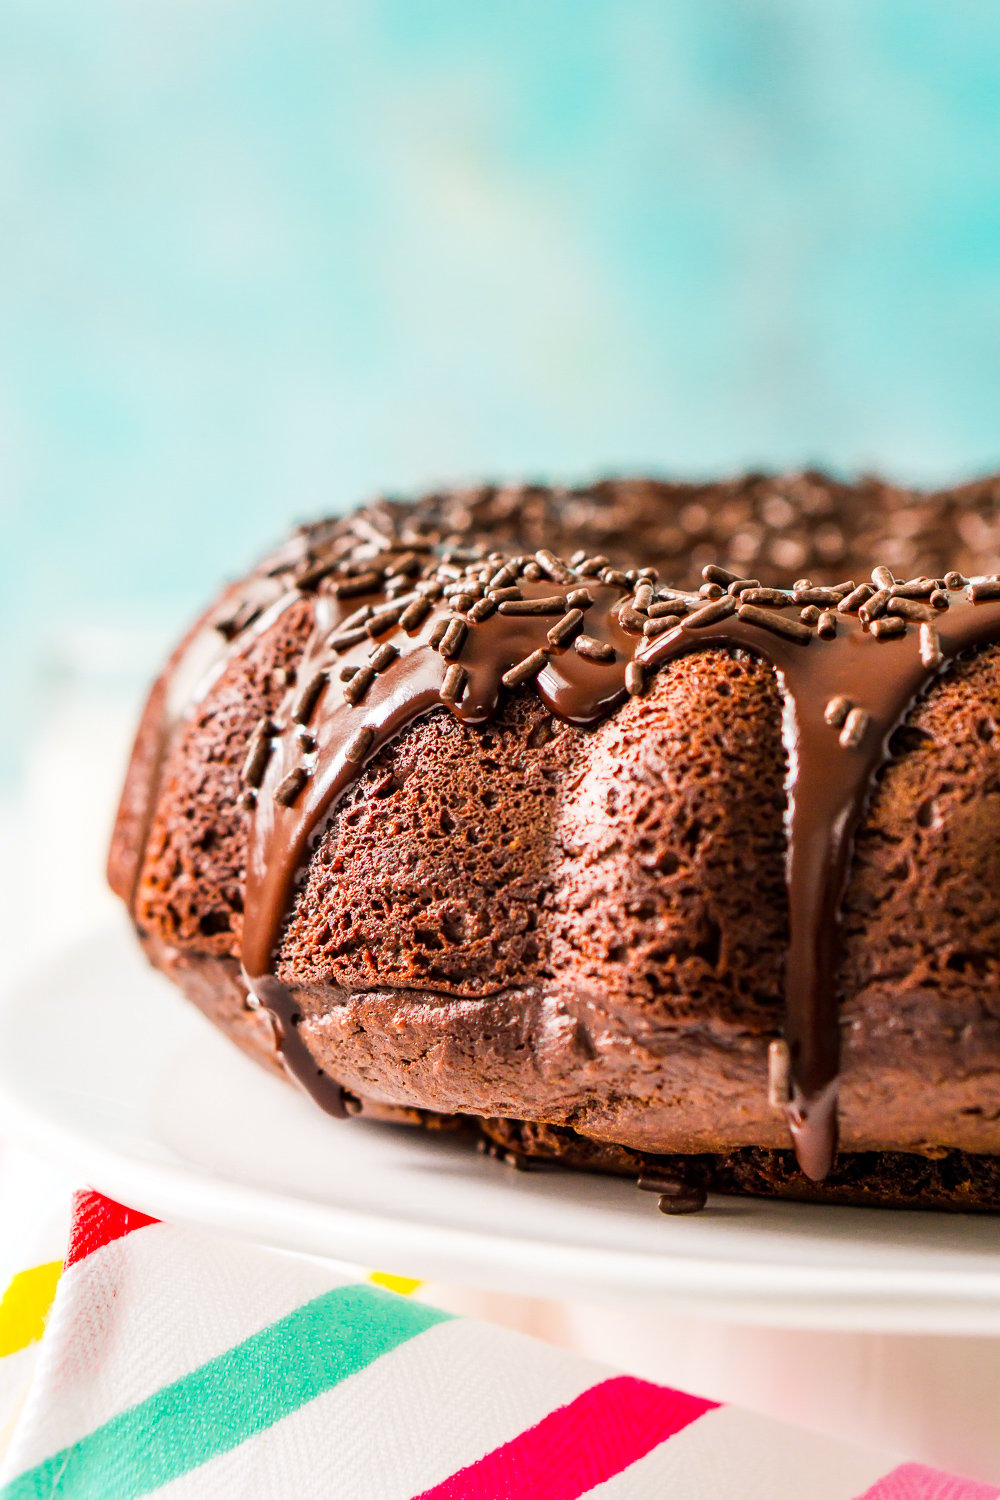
(2, 1283), (450, 1500)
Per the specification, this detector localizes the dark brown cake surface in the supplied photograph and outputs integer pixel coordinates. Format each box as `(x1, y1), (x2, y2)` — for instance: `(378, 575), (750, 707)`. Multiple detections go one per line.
(108, 473), (1000, 1209)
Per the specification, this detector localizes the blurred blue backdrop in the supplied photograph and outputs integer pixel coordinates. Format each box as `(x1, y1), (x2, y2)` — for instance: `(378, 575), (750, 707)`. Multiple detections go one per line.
(3, 0), (1000, 777)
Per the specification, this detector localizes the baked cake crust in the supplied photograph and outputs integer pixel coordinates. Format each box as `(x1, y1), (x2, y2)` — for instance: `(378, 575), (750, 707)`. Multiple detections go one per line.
(108, 475), (1000, 1210)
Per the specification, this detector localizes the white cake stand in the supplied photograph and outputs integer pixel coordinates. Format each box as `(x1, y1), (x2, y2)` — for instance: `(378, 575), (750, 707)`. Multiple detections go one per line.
(4, 926), (1000, 1481)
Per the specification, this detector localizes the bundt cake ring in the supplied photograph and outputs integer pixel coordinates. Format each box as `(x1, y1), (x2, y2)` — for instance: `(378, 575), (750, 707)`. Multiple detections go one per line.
(108, 474), (1000, 1213)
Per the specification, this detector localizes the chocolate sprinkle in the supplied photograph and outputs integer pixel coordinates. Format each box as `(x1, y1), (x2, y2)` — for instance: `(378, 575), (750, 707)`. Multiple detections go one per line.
(656, 1182), (708, 1215)
(684, 597), (737, 629)
(440, 663), (468, 703)
(291, 670), (328, 725)
(839, 706), (870, 750)
(535, 548), (575, 584)
(702, 563), (739, 586)
(344, 726), (375, 764)
(643, 616), (679, 637)
(625, 660), (646, 696)
(334, 570), (382, 599)
(574, 635), (616, 663)
(343, 664), (376, 705)
(637, 1171), (687, 1193)
(859, 588), (893, 624)
(398, 598), (432, 631)
(390, 550), (420, 577)
(328, 627), (369, 653)
(887, 597), (933, 623)
(366, 605), (405, 638)
(213, 599), (263, 639)
(824, 695), (852, 728)
(617, 605), (647, 634)
(893, 580), (936, 599)
(501, 649), (548, 688)
(274, 767), (309, 806)
(741, 587), (787, 607)
(871, 616), (907, 640)
(837, 583), (875, 614)
(547, 609), (585, 647)
(293, 561), (341, 593)
(497, 596), (567, 616)
(369, 642), (398, 673)
(736, 603), (812, 644)
(438, 618), (468, 659)
(489, 562), (519, 589)
(240, 723), (274, 789)
(794, 587), (843, 606)
(920, 622), (944, 668)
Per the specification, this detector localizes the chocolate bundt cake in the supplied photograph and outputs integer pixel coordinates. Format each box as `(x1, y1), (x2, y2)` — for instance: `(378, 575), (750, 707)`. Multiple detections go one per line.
(108, 474), (1000, 1212)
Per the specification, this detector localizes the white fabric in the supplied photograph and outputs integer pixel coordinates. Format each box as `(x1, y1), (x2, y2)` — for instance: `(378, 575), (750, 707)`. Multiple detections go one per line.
(586, 1403), (892, 1499)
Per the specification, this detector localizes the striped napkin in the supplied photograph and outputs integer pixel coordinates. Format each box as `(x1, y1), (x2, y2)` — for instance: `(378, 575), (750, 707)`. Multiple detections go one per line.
(0, 1189), (996, 1498)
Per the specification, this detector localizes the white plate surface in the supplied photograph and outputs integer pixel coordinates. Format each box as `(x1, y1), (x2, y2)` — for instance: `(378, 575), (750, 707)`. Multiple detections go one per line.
(3, 926), (1000, 1333)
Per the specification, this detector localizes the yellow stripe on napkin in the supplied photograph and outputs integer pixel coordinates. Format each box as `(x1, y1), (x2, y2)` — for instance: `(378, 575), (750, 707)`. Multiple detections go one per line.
(0, 1261), (63, 1359)
(368, 1271), (422, 1296)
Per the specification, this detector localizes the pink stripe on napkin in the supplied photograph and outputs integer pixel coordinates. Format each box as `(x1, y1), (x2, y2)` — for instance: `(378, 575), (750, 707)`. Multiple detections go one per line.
(412, 1373), (717, 1500)
(858, 1463), (1000, 1499)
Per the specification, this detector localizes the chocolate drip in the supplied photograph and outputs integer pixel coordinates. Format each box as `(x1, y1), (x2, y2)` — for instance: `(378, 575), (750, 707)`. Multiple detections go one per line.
(123, 507), (1000, 1180)
(110, 518), (360, 912)
(110, 578), (303, 912)
(240, 576), (638, 1114)
(641, 605), (1000, 1175)
(247, 976), (356, 1118)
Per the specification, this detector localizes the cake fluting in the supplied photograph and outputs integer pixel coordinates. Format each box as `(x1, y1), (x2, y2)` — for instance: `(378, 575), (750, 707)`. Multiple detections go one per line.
(108, 476), (1000, 1208)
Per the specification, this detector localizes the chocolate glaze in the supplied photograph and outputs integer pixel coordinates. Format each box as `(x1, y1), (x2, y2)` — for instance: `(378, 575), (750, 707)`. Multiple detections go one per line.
(109, 559), (314, 910)
(121, 502), (1000, 1182)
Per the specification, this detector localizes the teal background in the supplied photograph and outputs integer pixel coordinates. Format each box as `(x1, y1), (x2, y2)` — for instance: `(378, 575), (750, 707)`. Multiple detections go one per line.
(3, 0), (1000, 771)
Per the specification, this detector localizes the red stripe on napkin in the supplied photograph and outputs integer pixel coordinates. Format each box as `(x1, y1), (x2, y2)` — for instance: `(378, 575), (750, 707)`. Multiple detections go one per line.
(858, 1463), (1000, 1499)
(64, 1191), (159, 1269)
(412, 1374), (717, 1500)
